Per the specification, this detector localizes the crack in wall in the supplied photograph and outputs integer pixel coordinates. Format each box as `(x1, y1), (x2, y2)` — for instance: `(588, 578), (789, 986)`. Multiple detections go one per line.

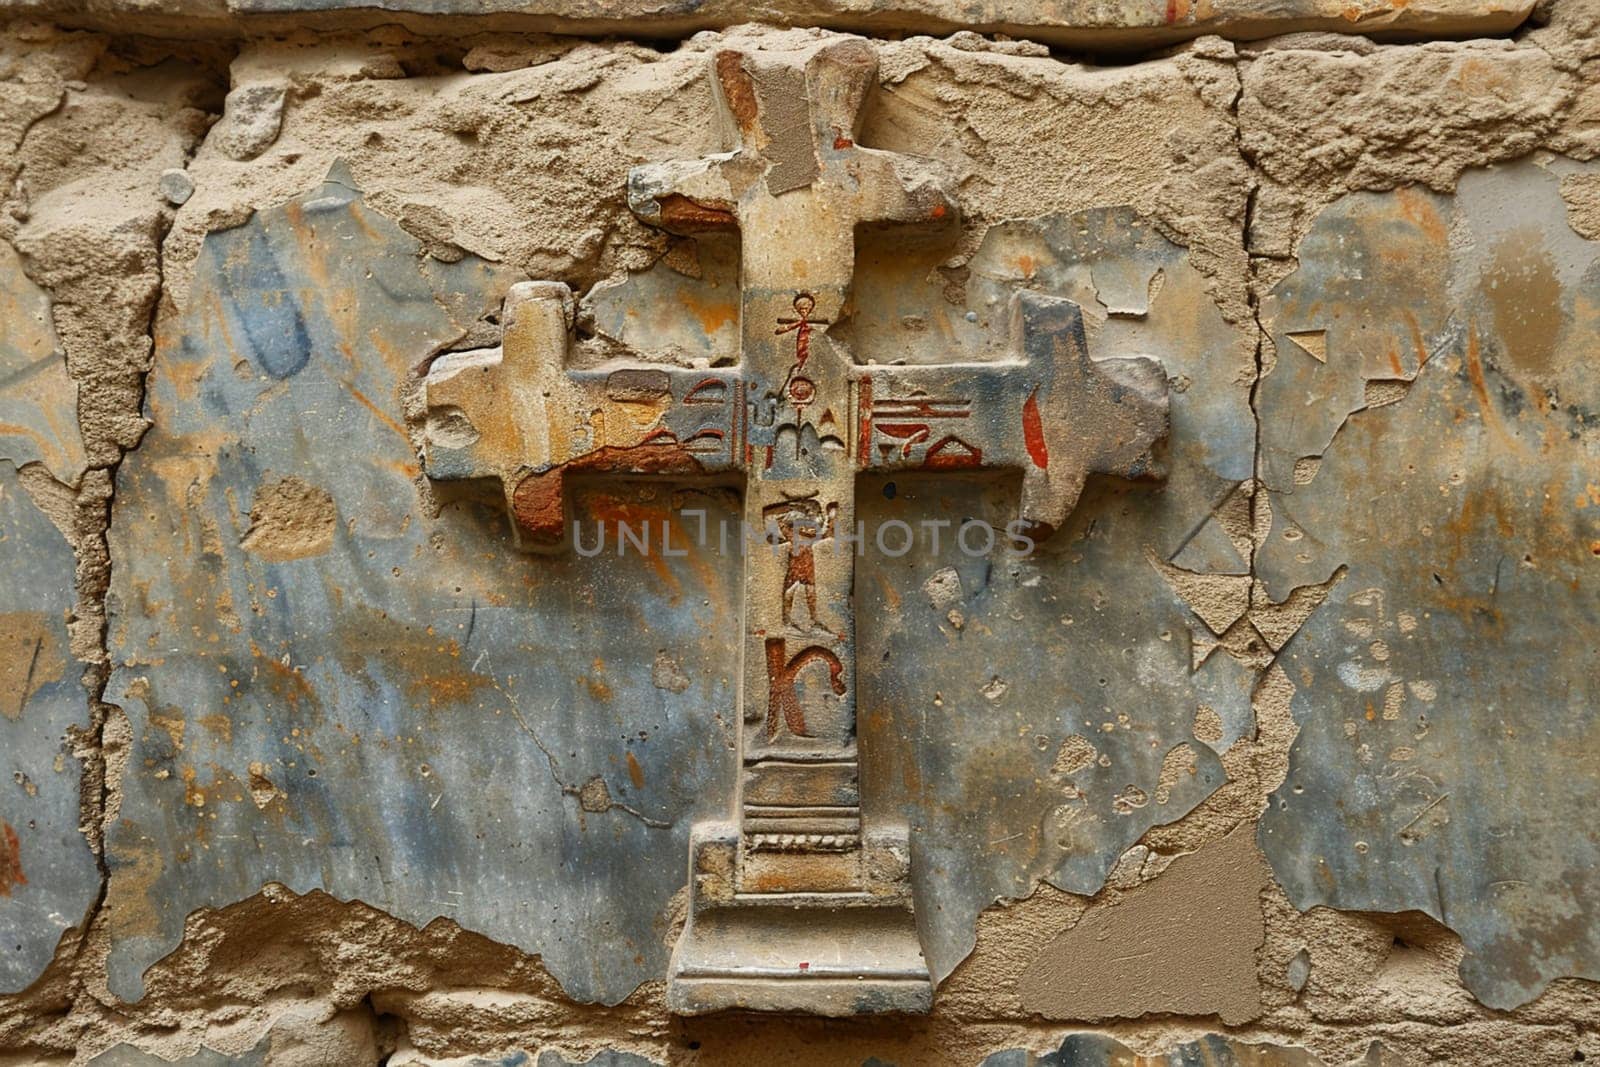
(0, 29), (236, 1027)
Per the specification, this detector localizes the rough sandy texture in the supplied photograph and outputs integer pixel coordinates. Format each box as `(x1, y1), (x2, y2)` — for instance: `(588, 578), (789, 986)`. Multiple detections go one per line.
(0, 6), (1596, 1065)
(0, 0), (1540, 52)
(239, 477), (337, 563)
(1016, 824), (1267, 1025)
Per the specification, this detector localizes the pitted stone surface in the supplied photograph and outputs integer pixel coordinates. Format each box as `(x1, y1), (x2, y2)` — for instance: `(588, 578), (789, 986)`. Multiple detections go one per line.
(0, 462), (97, 993)
(1258, 158), (1600, 1010)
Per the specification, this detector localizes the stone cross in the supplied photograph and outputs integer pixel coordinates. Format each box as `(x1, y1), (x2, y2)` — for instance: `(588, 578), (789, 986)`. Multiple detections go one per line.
(420, 38), (1169, 1016)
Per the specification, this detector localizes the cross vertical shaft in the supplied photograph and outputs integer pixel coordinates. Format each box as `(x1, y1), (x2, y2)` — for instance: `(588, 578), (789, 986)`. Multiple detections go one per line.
(628, 39), (956, 1013)
(421, 34), (1170, 1018)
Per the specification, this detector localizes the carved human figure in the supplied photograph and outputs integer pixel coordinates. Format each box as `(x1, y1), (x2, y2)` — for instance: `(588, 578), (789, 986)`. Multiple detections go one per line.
(765, 494), (838, 632)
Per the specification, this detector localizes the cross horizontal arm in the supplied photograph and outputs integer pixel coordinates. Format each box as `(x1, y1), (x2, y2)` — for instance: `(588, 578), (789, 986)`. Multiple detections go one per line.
(847, 148), (956, 228)
(423, 281), (747, 548)
(853, 292), (1170, 538)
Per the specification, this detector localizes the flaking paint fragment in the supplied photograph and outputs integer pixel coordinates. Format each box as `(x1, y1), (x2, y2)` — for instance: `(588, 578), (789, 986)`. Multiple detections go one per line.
(1258, 159), (1600, 1010)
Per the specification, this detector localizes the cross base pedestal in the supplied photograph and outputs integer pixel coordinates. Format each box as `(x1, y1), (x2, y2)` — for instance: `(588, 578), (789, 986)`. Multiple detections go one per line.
(667, 822), (933, 1015)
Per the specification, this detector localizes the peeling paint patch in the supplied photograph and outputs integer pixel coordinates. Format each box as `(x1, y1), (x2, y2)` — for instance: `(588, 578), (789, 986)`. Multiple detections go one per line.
(1258, 159), (1600, 1010)
(0, 461), (97, 993)
(239, 476), (336, 562)
(87, 1036), (269, 1066)
(0, 239), (87, 485)
(103, 173), (739, 1005)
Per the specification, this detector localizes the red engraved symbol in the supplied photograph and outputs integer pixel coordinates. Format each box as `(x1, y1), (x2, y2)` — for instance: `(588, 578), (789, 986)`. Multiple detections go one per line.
(1022, 387), (1049, 469)
(764, 638), (846, 741)
(775, 292), (826, 368)
(870, 391), (973, 460)
(776, 293), (830, 411)
(766, 497), (839, 631)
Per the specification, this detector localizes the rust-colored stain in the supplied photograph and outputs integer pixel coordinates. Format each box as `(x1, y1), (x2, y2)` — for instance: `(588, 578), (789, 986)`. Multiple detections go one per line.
(581, 491), (696, 598)
(1402, 308), (1431, 369)
(1461, 329), (1490, 410)
(340, 377), (409, 442)
(626, 750), (645, 789)
(1384, 336), (1404, 378)
(714, 50), (758, 131)
(1396, 186), (1448, 246)
(512, 442), (708, 545)
(256, 652), (323, 719)
(678, 289), (737, 338)
(656, 194), (737, 233)
(181, 764), (207, 809)
(422, 665), (495, 705)
(510, 469), (567, 546)
(197, 713), (233, 744)
(1022, 390), (1049, 469)
(0, 822), (24, 897)
(331, 608), (492, 710)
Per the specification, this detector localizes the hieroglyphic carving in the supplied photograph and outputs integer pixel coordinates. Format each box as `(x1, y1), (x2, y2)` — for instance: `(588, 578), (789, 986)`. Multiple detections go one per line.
(420, 37), (1170, 1016)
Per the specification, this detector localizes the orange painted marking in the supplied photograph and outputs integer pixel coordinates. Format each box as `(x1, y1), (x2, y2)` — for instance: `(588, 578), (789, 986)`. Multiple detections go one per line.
(0, 822), (25, 898)
(1022, 389), (1049, 469)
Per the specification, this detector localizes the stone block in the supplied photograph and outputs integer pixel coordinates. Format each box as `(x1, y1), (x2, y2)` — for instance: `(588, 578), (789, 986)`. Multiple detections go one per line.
(0, 0), (1536, 49)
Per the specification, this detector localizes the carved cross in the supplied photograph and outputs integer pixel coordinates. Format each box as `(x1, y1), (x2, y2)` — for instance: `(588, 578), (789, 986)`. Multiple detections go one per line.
(421, 38), (1169, 1016)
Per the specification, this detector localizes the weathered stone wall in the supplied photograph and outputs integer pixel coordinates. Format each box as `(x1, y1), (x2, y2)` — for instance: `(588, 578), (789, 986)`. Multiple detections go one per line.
(0, 0), (1596, 1060)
